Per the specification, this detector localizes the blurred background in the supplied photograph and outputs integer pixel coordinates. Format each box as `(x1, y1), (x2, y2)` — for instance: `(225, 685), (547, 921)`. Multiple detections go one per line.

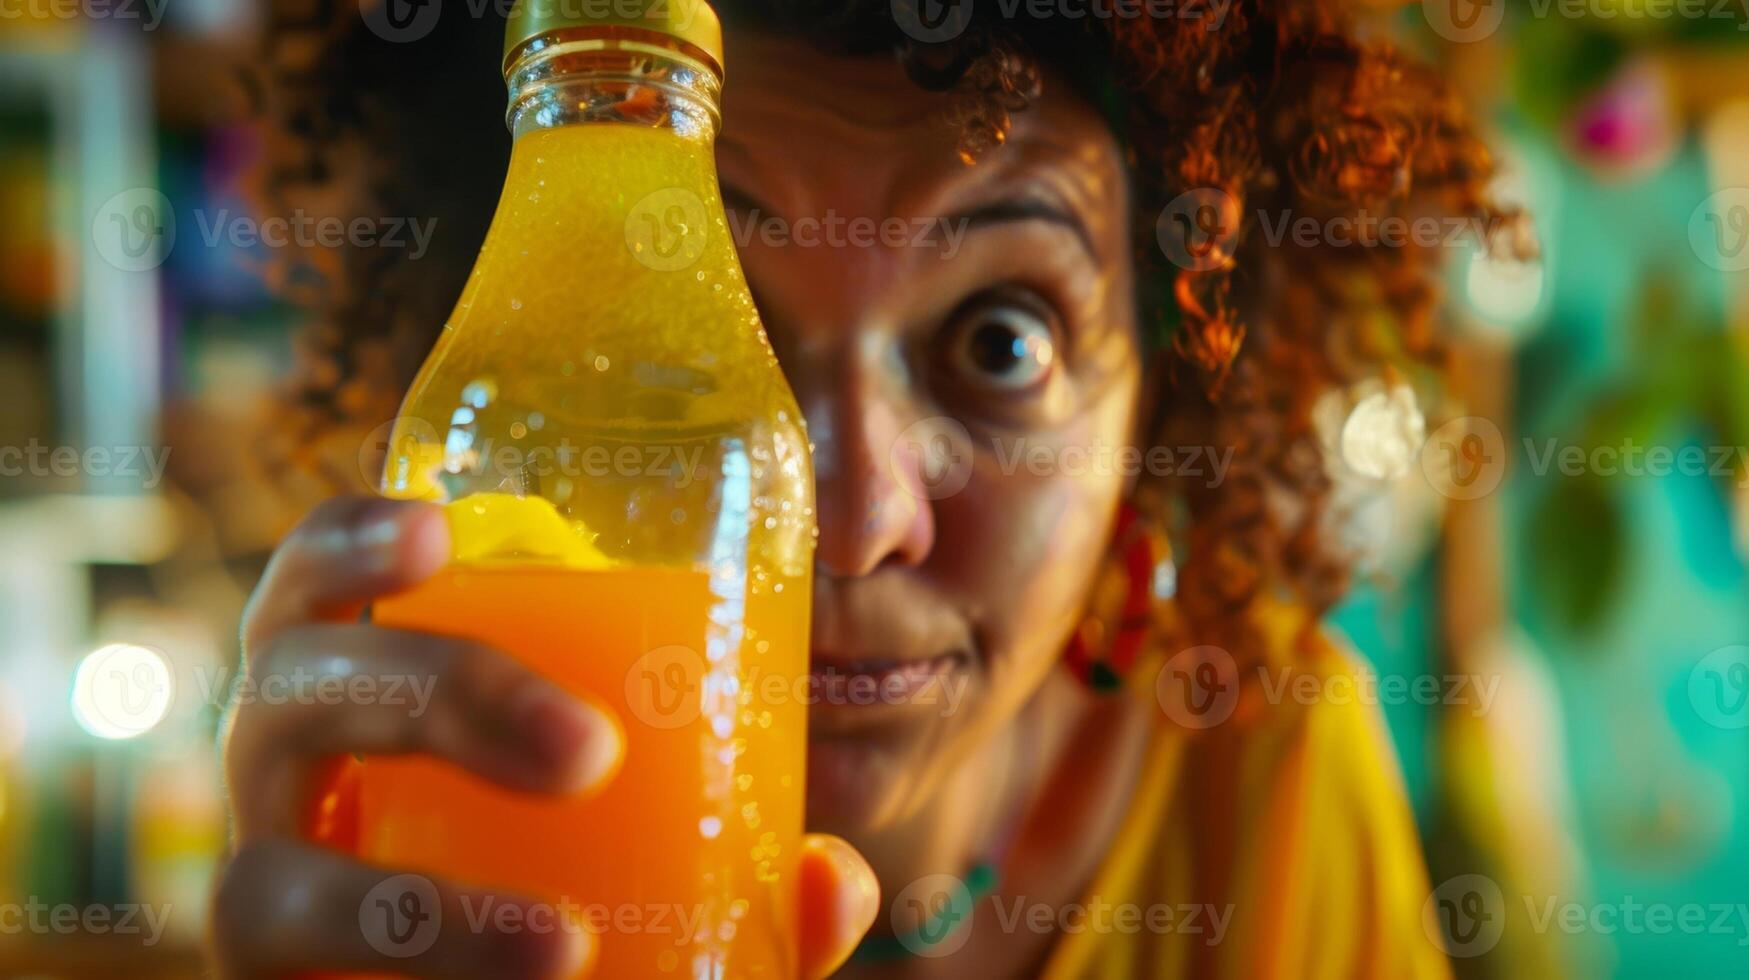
(2, 0), (1749, 976)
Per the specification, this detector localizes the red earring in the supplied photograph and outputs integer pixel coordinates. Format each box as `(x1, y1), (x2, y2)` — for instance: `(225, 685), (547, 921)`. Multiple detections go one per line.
(1064, 503), (1176, 694)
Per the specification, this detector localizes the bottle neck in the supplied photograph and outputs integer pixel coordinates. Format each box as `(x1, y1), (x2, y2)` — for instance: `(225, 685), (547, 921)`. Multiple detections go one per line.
(505, 32), (721, 143)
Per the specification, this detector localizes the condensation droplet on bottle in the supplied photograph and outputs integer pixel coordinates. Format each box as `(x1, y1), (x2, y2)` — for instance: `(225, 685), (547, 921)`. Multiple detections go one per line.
(695, 271), (706, 281)
(509, 298), (522, 311)
(699, 815), (722, 839)
(593, 355), (610, 372)
(671, 508), (686, 524)
(527, 412), (545, 431)
(773, 582), (784, 593)
(763, 517), (777, 530)
(755, 640), (769, 654)
(509, 421), (527, 439)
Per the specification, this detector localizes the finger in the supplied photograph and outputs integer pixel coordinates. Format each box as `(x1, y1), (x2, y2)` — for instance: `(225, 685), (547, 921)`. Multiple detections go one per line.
(242, 497), (450, 655)
(797, 834), (880, 979)
(211, 839), (592, 979)
(224, 622), (623, 841)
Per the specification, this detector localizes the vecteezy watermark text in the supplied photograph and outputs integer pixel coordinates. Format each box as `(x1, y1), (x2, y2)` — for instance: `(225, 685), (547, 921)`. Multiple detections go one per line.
(1426, 874), (1749, 958)
(92, 187), (437, 273)
(362, 0), (712, 44)
(890, 417), (1236, 502)
(1155, 646), (1503, 730)
(624, 645), (974, 730)
(889, 0), (1235, 45)
(1422, 0), (1747, 44)
(0, 899), (172, 946)
(0, 0), (167, 28)
(359, 874), (712, 960)
(727, 208), (971, 258)
(0, 441), (170, 489)
(197, 665), (438, 718)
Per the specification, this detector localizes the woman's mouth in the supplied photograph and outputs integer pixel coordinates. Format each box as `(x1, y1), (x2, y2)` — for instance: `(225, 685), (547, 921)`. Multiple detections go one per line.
(806, 649), (975, 727)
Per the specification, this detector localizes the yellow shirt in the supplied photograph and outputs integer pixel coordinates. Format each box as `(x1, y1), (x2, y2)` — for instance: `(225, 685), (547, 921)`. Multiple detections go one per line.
(1043, 618), (1453, 980)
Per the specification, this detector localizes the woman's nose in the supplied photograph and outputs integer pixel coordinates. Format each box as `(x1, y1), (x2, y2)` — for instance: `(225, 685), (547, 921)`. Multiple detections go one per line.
(800, 355), (937, 579)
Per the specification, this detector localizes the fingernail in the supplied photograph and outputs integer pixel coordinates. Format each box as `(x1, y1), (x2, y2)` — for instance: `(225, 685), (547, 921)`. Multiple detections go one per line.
(516, 684), (623, 793)
(551, 929), (594, 979)
(352, 500), (448, 576)
(351, 498), (412, 549)
(488, 906), (594, 980)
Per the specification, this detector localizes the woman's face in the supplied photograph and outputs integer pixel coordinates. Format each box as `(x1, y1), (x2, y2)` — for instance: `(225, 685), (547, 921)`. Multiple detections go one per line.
(719, 34), (1142, 835)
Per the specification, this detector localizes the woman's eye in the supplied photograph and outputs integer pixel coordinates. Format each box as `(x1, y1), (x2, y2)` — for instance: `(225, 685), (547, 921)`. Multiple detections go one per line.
(943, 300), (1058, 392)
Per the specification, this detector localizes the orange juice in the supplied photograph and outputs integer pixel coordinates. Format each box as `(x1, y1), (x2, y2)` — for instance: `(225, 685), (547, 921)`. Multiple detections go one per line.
(366, 561), (807, 978)
(345, 7), (816, 978)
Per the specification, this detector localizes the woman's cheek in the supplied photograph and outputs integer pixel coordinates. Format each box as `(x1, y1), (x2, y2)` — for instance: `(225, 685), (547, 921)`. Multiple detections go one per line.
(933, 439), (1125, 680)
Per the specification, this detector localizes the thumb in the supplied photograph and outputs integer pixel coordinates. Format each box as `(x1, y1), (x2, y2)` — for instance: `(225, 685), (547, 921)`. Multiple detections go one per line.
(798, 834), (880, 978)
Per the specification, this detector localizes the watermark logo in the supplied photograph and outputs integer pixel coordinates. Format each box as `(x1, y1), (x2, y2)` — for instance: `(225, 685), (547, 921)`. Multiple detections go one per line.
(1156, 188), (1238, 273)
(892, 873), (975, 957)
(1154, 645), (1239, 730)
(1420, 416), (1507, 501)
(892, 0), (975, 41)
(1422, 0), (1505, 42)
(625, 645), (706, 729)
(1690, 645), (1749, 730)
(1424, 873), (1505, 958)
(361, 417), (443, 490)
(1690, 188), (1749, 274)
(627, 188), (710, 272)
(360, 0), (442, 43)
(361, 874), (443, 958)
(93, 188), (175, 273)
(890, 416), (976, 501)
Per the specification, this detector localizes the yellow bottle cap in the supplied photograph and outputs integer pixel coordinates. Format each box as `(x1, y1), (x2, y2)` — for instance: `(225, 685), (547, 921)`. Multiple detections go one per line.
(503, 0), (724, 76)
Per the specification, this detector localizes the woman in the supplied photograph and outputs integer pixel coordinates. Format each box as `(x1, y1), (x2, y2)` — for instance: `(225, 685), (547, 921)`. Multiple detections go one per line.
(212, 0), (1496, 976)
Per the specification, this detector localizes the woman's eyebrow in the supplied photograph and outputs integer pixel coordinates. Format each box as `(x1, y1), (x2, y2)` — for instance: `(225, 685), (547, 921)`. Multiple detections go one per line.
(950, 198), (1099, 262)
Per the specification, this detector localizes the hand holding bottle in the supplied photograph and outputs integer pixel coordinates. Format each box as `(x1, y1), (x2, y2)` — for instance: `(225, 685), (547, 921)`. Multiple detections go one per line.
(209, 498), (878, 979)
